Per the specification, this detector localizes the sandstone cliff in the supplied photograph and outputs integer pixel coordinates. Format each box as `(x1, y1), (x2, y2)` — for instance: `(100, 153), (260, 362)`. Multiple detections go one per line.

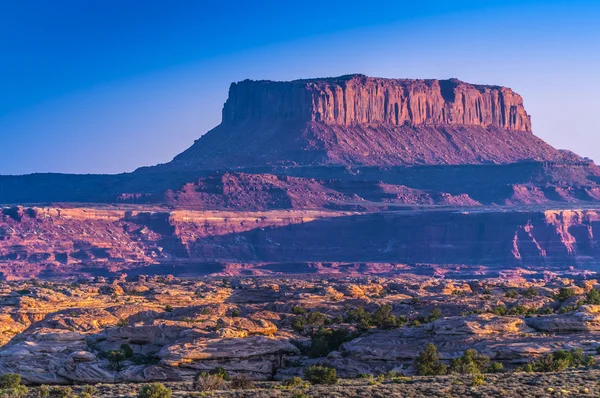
(3, 205), (600, 279)
(170, 74), (574, 169)
(223, 75), (531, 131)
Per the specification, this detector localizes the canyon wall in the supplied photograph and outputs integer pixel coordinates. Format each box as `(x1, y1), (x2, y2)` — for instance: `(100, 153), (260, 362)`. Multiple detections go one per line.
(2, 206), (600, 279)
(223, 75), (532, 131)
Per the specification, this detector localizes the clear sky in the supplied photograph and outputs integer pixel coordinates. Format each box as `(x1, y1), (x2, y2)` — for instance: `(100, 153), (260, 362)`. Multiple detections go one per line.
(1, 0), (599, 174)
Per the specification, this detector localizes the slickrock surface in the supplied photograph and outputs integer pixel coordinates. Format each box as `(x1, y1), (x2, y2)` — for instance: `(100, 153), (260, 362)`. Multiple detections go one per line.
(0, 274), (599, 388)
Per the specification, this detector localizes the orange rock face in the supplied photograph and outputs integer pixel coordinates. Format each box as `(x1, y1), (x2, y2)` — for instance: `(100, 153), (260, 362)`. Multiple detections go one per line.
(224, 75), (531, 131)
(171, 74), (573, 170)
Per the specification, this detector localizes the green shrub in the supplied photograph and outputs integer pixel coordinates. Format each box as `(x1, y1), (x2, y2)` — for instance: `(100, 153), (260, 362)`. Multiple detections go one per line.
(450, 349), (490, 374)
(107, 349), (127, 371)
(555, 287), (575, 302)
(137, 383), (172, 398)
(281, 376), (308, 388)
(505, 289), (519, 298)
(585, 289), (600, 304)
(523, 287), (539, 298)
(371, 305), (405, 329)
(491, 306), (507, 316)
(428, 307), (442, 322)
(0, 385), (28, 398)
(231, 309), (241, 317)
(529, 349), (588, 372)
(49, 386), (73, 398)
(292, 306), (307, 315)
(39, 385), (51, 398)
(471, 374), (486, 386)
(210, 366), (230, 381)
(307, 328), (354, 358)
(487, 362), (504, 373)
(164, 305), (173, 312)
(305, 312), (326, 326)
(291, 316), (306, 332)
(414, 343), (448, 376)
(80, 385), (98, 398)
(0, 374), (28, 398)
(517, 363), (534, 373)
(344, 307), (371, 330)
(304, 365), (338, 385)
(120, 344), (134, 358)
(0, 374), (21, 389)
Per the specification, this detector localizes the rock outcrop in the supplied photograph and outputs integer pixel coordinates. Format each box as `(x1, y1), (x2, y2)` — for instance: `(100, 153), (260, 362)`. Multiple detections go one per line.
(170, 75), (575, 169)
(3, 205), (600, 279)
(222, 75), (532, 130)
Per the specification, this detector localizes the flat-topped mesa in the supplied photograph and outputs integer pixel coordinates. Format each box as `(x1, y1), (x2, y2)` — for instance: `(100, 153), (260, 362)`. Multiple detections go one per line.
(223, 75), (532, 132)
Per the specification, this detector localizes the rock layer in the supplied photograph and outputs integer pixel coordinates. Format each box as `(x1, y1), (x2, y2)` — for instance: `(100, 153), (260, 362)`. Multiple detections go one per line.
(170, 75), (576, 169)
(224, 75), (532, 131)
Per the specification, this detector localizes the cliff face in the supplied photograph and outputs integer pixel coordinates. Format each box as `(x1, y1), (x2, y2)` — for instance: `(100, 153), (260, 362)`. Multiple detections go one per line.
(223, 75), (532, 131)
(3, 206), (600, 279)
(170, 74), (572, 169)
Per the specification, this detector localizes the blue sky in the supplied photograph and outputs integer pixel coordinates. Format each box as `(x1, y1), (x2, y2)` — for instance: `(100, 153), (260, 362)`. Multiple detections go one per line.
(1, 0), (599, 174)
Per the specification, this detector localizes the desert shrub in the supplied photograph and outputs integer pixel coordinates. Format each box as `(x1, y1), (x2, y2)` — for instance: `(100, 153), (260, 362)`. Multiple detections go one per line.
(371, 305), (406, 329)
(555, 287), (575, 302)
(304, 365), (337, 385)
(107, 349), (127, 371)
(39, 385), (51, 398)
(164, 305), (173, 312)
(450, 349), (490, 374)
(471, 374), (486, 386)
(293, 311), (327, 332)
(116, 318), (128, 327)
(291, 316), (306, 332)
(487, 362), (504, 373)
(281, 376), (308, 388)
(503, 304), (538, 316)
(0, 385), (28, 398)
(585, 289), (600, 304)
(48, 386), (73, 398)
(0, 374), (21, 389)
(307, 328), (354, 358)
(0, 374), (28, 398)
(231, 309), (240, 317)
(530, 349), (590, 372)
(414, 343), (448, 376)
(193, 373), (225, 391)
(79, 385), (98, 398)
(137, 383), (172, 398)
(292, 306), (307, 315)
(210, 366), (230, 381)
(120, 344), (134, 358)
(230, 374), (255, 389)
(344, 307), (371, 330)
(305, 311), (326, 326)
(505, 289), (519, 298)
(491, 305), (507, 316)
(428, 307), (442, 322)
(523, 287), (539, 298)
(516, 363), (534, 373)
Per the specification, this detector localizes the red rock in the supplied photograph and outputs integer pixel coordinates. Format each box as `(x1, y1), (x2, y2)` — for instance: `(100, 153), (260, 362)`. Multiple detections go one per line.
(170, 75), (572, 169)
